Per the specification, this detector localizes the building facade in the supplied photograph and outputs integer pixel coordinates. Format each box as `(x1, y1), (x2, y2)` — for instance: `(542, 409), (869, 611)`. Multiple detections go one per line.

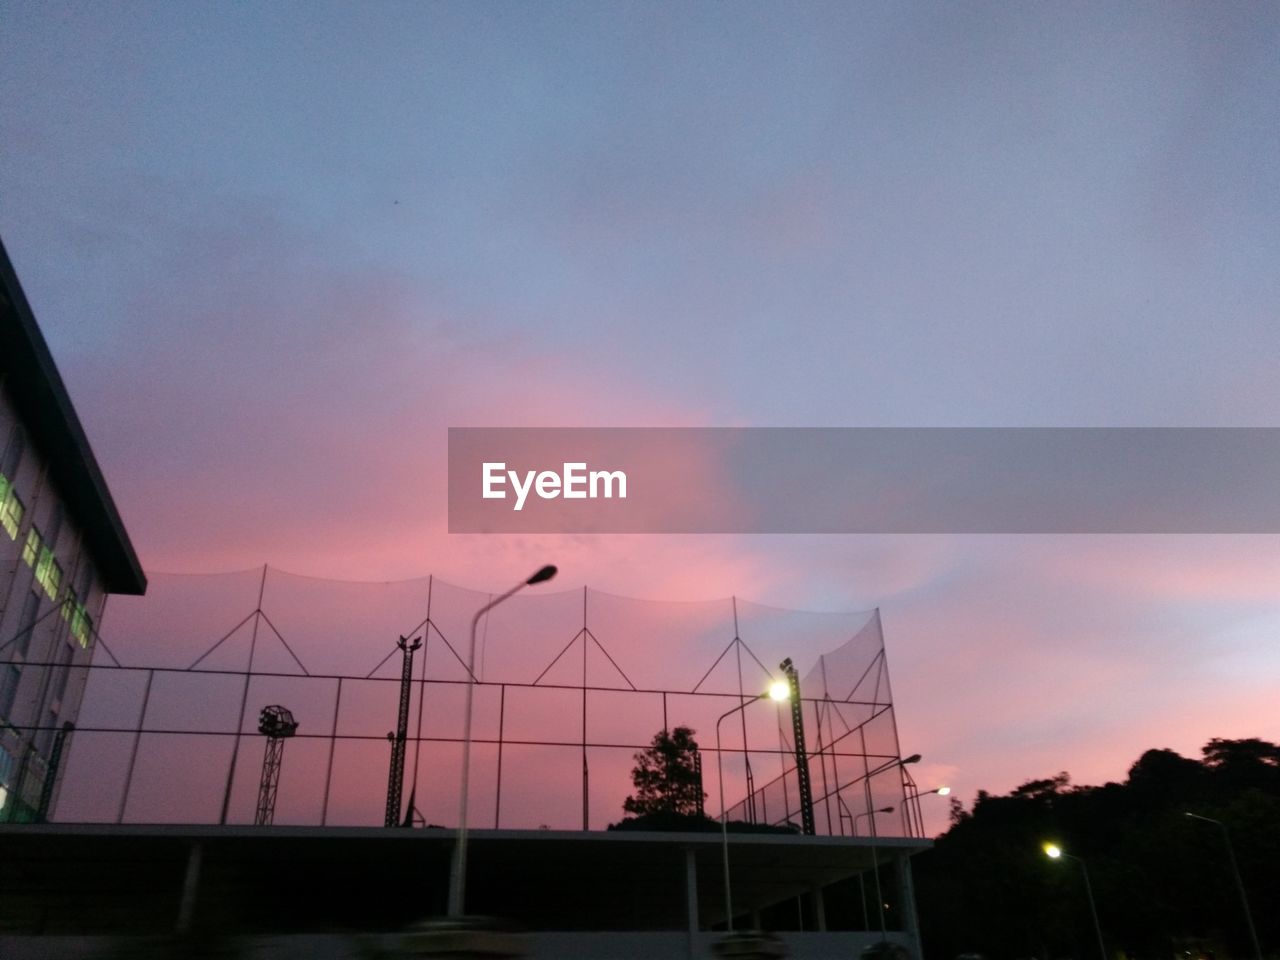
(0, 237), (145, 822)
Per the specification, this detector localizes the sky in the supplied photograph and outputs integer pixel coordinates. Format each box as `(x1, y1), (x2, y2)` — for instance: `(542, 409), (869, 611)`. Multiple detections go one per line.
(2, 1), (1279, 834)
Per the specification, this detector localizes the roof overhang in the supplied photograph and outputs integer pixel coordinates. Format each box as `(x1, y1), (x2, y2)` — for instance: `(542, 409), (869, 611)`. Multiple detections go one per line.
(0, 238), (145, 595)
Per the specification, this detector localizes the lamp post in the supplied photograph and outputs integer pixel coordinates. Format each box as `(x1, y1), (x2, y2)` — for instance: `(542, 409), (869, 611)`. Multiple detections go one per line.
(716, 680), (790, 932)
(902, 773), (950, 838)
(1185, 813), (1263, 960)
(446, 565), (557, 919)
(1043, 843), (1106, 960)
(852, 806), (894, 836)
(862, 753), (920, 938)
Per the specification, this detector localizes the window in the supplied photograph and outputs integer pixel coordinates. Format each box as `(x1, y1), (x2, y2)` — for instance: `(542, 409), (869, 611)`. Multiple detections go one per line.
(14, 591), (40, 659)
(35, 546), (62, 601)
(0, 663), (19, 721)
(51, 641), (74, 707)
(61, 589), (94, 648)
(0, 483), (22, 541)
(0, 426), (25, 539)
(22, 527), (41, 568)
(35, 706), (57, 757)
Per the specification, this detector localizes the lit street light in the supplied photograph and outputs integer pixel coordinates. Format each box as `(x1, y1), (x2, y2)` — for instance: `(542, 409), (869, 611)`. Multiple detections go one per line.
(1043, 842), (1106, 960)
(715, 681), (790, 931)
(1185, 812), (1262, 960)
(447, 565), (557, 918)
(900, 757), (950, 837)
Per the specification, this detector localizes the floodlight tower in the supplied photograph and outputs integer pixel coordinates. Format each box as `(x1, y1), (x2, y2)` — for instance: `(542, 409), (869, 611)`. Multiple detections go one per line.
(255, 705), (298, 826)
(780, 658), (815, 836)
(385, 634), (422, 827)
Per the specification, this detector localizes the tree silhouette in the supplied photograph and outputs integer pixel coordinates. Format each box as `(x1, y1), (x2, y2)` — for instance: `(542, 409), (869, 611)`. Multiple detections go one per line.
(913, 737), (1280, 960)
(623, 726), (705, 817)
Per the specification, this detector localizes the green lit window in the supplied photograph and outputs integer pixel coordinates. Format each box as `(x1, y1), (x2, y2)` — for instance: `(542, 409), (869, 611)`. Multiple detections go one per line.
(22, 527), (41, 567)
(68, 599), (93, 648)
(62, 587), (94, 647)
(0, 480), (23, 541)
(35, 546), (62, 601)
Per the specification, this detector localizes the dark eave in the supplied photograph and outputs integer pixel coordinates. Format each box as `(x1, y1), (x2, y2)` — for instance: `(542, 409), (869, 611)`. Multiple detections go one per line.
(0, 237), (145, 595)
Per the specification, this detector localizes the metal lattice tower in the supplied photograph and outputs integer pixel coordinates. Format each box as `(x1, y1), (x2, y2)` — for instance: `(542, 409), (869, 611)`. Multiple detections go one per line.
(255, 705), (298, 826)
(384, 635), (421, 828)
(781, 658), (815, 836)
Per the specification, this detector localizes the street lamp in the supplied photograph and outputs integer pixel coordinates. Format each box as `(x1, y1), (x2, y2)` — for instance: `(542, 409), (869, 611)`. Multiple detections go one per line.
(716, 681), (790, 931)
(862, 753), (920, 937)
(1043, 842), (1106, 960)
(853, 806), (894, 836)
(903, 783), (950, 836)
(446, 565), (557, 918)
(1185, 812), (1262, 960)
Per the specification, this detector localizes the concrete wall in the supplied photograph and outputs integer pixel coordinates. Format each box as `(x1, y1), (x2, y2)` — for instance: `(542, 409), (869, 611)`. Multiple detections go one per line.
(0, 929), (917, 960)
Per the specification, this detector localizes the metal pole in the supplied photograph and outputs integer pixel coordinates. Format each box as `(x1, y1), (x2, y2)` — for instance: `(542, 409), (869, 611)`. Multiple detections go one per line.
(320, 677), (342, 826)
(857, 754), (918, 938)
(1074, 855), (1107, 960)
(716, 692), (766, 933)
(494, 684), (505, 828)
(218, 565), (266, 825)
(685, 847), (700, 959)
(176, 841), (203, 934)
(717, 708), (735, 931)
(581, 586), (589, 831)
(117, 668), (154, 824)
(865, 775), (886, 938)
(1187, 813), (1262, 960)
(448, 590), (512, 916)
(447, 566), (556, 918)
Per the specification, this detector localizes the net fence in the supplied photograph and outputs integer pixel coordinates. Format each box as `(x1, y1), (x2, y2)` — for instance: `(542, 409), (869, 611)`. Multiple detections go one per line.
(14, 566), (915, 834)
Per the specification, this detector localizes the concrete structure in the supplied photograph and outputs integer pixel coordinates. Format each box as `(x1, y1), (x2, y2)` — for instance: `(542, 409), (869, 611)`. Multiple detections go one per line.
(0, 823), (929, 958)
(0, 237), (146, 823)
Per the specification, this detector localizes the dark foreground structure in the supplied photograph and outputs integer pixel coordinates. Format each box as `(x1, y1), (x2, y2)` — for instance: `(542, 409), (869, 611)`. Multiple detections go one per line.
(0, 823), (928, 959)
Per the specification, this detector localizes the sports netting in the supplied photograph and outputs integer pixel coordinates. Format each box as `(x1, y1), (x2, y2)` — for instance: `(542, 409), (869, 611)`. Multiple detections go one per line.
(36, 567), (914, 835)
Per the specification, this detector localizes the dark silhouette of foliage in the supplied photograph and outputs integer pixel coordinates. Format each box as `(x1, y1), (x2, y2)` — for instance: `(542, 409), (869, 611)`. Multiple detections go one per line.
(622, 726), (706, 818)
(606, 810), (799, 834)
(914, 738), (1280, 960)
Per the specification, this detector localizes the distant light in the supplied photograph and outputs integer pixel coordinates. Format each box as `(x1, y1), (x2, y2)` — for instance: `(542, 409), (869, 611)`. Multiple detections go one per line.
(1043, 843), (1062, 859)
(768, 680), (791, 702)
(902, 753), (922, 765)
(937, 786), (951, 796)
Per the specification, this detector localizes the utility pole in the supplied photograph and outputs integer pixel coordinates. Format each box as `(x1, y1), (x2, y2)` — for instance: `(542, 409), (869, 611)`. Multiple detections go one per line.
(385, 635), (421, 827)
(781, 658), (815, 836)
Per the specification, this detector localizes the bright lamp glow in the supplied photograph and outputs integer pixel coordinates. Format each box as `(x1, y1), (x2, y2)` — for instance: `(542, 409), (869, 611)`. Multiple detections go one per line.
(1043, 843), (1062, 859)
(937, 786), (951, 796)
(767, 680), (790, 701)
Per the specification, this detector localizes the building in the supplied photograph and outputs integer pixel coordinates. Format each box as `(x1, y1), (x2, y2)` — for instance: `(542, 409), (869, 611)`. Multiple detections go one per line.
(0, 236), (146, 822)
(0, 823), (928, 959)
